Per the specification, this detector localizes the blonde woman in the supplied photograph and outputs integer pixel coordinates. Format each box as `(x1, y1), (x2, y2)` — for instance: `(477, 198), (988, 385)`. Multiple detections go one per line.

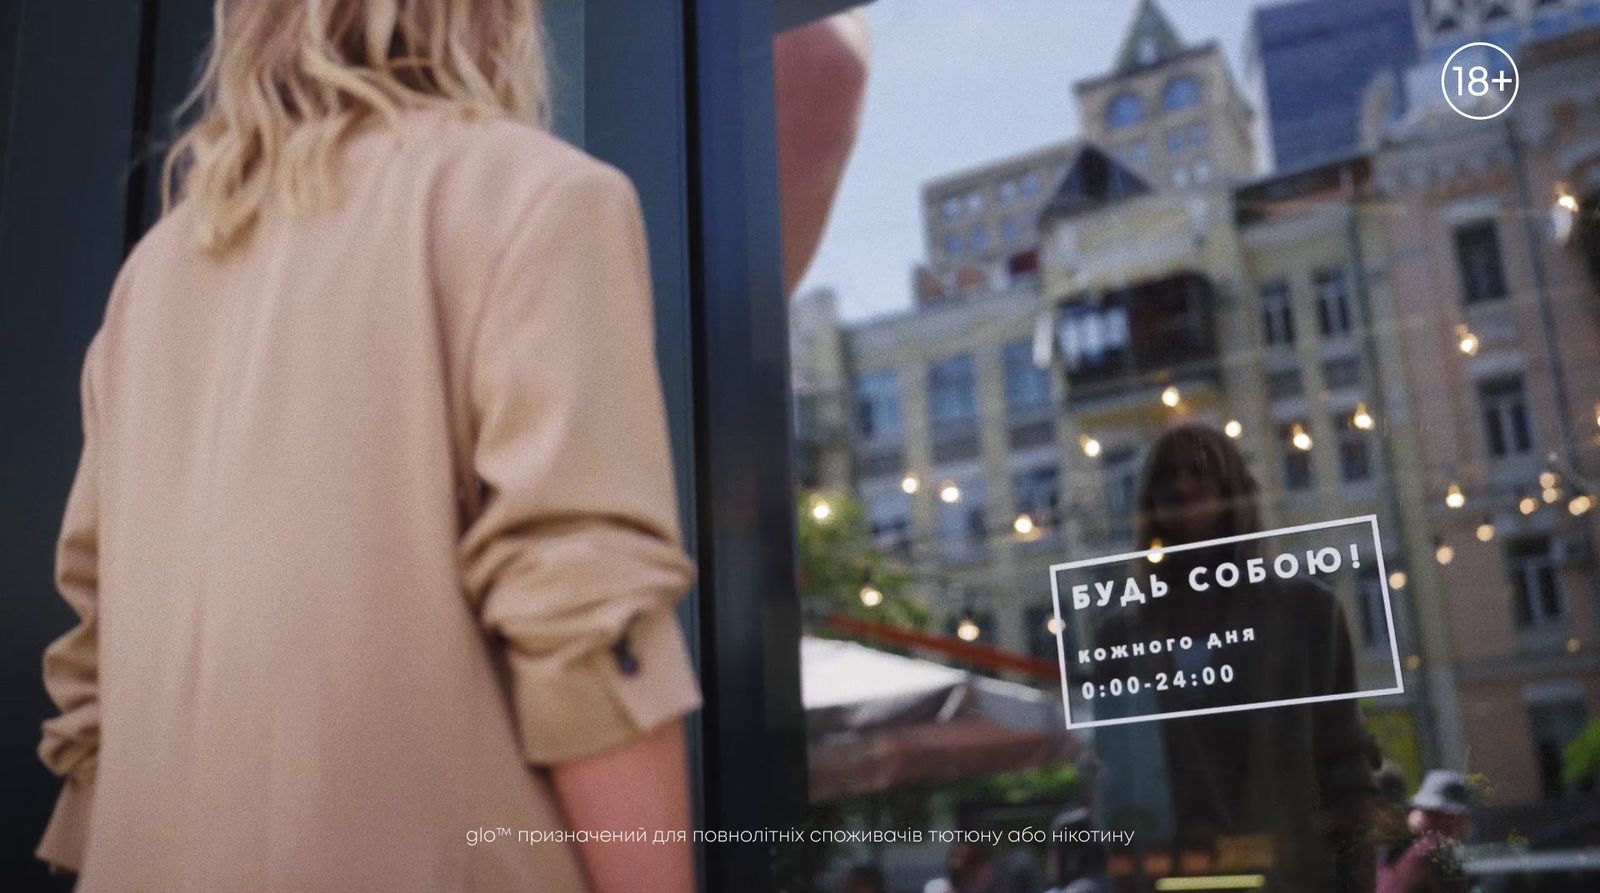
(34, 2), (716, 890)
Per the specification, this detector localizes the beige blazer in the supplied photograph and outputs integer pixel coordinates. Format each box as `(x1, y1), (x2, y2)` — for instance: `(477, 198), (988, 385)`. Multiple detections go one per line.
(37, 110), (701, 892)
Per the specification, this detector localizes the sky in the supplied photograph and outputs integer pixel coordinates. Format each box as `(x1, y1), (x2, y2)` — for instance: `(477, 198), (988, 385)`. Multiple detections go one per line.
(797, 0), (1258, 321)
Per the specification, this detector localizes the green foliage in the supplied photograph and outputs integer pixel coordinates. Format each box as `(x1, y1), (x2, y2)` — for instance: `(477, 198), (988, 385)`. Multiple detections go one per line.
(797, 491), (928, 630)
(1562, 718), (1600, 787)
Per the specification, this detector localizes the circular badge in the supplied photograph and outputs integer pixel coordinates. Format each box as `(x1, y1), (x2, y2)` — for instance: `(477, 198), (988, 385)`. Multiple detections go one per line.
(1441, 42), (1519, 121)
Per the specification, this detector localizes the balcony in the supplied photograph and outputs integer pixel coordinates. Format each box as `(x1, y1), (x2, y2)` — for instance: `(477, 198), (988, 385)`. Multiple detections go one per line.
(1055, 272), (1220, 404)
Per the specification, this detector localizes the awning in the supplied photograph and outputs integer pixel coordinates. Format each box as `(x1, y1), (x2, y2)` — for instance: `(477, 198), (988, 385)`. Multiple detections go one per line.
(802, 636), (1078, 801)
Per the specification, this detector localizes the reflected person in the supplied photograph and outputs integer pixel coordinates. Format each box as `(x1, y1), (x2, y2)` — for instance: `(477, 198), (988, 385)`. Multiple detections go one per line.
(1092, 424), (1376, 892)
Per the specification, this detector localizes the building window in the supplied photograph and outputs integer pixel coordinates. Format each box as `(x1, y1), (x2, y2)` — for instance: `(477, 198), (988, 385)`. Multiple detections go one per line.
(1335, 413), (1373, 482)
(1025, 606), (1066, 661)
(937, 478), (987, 563)
(1188, 120), (1209, 149)
(1358, 574), (1388, 648)
(1002, 340), (1050, 416)
(1166, 128), (1188, 156)
(941, 195), (963, 222)
(928, 354), (977, 431)
(947, 605), (996, 643)
(1480, 376), (1533, 457)
(853, 370), (903, 442)
(1000, 215), (1024, 246)
(1454, 219), (1509, 304)
(1162, 75), (1202, 112)
(998, 179), (1018, 205)
(1192, 157), (1212, 185)
(1530, 700), (1590, 798)
(1324, 357), (1361, 390)
(965, 191), (986, 215)
(966, 225), (990, 252)
(1013, 465), (1061, 529)
(1105, 448), (1140, 543)
(1021, 170), (1043, 197)
(1107, 92), (1146, 129)
(1509, 536), (1565, 628)
(1261, 280), (1296, 346)
(1059, 304), (1132, 374)
(864, 488), (913, 557)
(1267, 368), (1303, 400)
(1315, 267), (1353, 336)
(943, 231), (963, 257)
(1172, 165), (1190, 188)
(1281, 423), (1314, 490)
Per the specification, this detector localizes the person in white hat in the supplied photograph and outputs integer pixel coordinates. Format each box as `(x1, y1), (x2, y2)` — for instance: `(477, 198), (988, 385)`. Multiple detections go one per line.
(1376, 770), (1473, 893)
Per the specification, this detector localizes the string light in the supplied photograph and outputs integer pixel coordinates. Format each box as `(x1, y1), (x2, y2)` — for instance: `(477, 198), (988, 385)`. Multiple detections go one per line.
(1436, 543), (1455, 566)
(1147, 537), (1165, 564)
(1046, 616), (1066, 636)
(1080, 434), (1103, 458)
(1456, 324), (1479, 357)
(1570, 495), (1593, 516)
(1161, 386), (1182, 408)
(1224, 419), (1243, 439)
(811, 498), (833, 522)
(1594, 403), (1600, 428)
(1351, 402), (1375, 431)
(1404, 654), (1422, 671)
(1540, 470), (1560, 490)
(956, 616), (981, 642)
(1291, 422), (1313, 452)
(1013, 513), (1040, 542)
(1543, 486), (1562, 504)
(1520, 496), (1539, 515)
(901, 475), (920, 495)
(859, 584), (884, 607)
(1476, 520), (1496, 542)
(939, 482), (962, 504)
(1389, 570), (1408, 590)
(1444, 483), (1465, 509)
(1569, 638), (1583, 654)
(1558, 193), (1580, 212)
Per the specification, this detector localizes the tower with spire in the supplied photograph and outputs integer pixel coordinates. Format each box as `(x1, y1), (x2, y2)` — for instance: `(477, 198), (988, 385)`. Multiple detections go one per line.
(1074, 0), (1257, 190)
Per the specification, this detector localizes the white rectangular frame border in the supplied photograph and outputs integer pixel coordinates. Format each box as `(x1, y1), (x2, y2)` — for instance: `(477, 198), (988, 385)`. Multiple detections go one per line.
(1049, 514), (1406, 730)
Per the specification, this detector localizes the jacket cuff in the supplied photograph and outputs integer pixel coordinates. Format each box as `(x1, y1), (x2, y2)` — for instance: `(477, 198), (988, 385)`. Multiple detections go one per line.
(36, 774), (94, 875)
(513, 607), (702, 765)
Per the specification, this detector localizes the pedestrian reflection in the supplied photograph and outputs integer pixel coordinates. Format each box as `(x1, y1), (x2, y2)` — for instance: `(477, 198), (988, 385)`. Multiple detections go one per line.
(1089, 424), (1377, 892)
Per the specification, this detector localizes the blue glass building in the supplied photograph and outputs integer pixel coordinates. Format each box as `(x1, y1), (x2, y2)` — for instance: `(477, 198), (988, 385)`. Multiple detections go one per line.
(1247, 0), (1418, 173)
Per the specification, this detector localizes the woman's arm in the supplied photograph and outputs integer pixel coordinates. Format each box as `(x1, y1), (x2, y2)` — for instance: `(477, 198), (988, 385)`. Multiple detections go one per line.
(552, 721), (694, 893)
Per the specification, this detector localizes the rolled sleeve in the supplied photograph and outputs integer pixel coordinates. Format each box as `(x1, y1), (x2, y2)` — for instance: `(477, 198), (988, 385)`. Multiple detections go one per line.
(460, 162), (700, 765)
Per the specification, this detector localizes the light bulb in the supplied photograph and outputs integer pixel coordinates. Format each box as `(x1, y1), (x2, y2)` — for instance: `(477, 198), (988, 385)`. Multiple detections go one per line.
(1444, 484), (1465, 509)
(1223, 419), (1243, 439)
(1046, 616), (1066, 636)
(956, 618), (981, 642)
(1456, 325), (1479, 356)
(1570, 495), (1593, 516)
(1558, 193), (1580, 212)
(1291, 423), (1313, 452)
(1161, 386), (1181, 408)
(1352, 402), (1375, 431)
(1540, 470), (1559, 490)
(1389, 570), (1408, 590)
(811, 500), (833, 522)
(901, 475), (920, 495)
(1476, 521), (1495, 542)
(1080, 435), (1102, 458)
(1436, 544), (1455, 565)
(859, 584), (884, 607)
(1013, 513), (1037, 537)
(1520, 497), (1538, 516)
(1544, 486), (1561, 504)
(939, 482), (961, 503)
(1147, 537), (1165, 564)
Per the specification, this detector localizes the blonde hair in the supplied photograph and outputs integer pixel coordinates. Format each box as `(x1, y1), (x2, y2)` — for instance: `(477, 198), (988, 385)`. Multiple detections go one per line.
(163, 0), (549, 253)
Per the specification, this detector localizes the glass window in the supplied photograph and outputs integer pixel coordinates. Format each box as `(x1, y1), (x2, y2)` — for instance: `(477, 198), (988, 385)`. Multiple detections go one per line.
(1315, 267), (1354, 336)
(1000, 215), (1023, 245)
(942, 230), (962, 256)
(1325, 357), (1362, 390)
(1059, 302), (1131, 373)
(1480, 376), (1534, 457)
(966, 224), (990, 252)
(1106, 91), (1146, 129)
(1358, 574), (1388, 648)
(1335, 413), (1373, 482)
(1104, 447), (1140, 543)
(927, 354), (977, 429)
(1454, 219), (1509, 303)
(1020, 169), (1042, 197)
(1002, 339), (1050, 415)
(1166, 128), (1188, 156)
(1267, 368), (1304, 399)
(940, 195), (963, 221)
(1509, 536), (1565, 627)
(1189, 120), (1210, 149)
(1192, 156), (1212, 185)
(1529, 700), (1589, 798)
(1013, 464), (1061, 527)
(1261, 279), (1296, 346)
(1281, 422), (1315, 490)
(936, 476), (987, 563)
(965, 190), (986, 215)
(852, 369), (903, 442)
(1162, 75), (1202, 111)
(998, 178), (1018, 205)
(863, 486), (913, 558)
